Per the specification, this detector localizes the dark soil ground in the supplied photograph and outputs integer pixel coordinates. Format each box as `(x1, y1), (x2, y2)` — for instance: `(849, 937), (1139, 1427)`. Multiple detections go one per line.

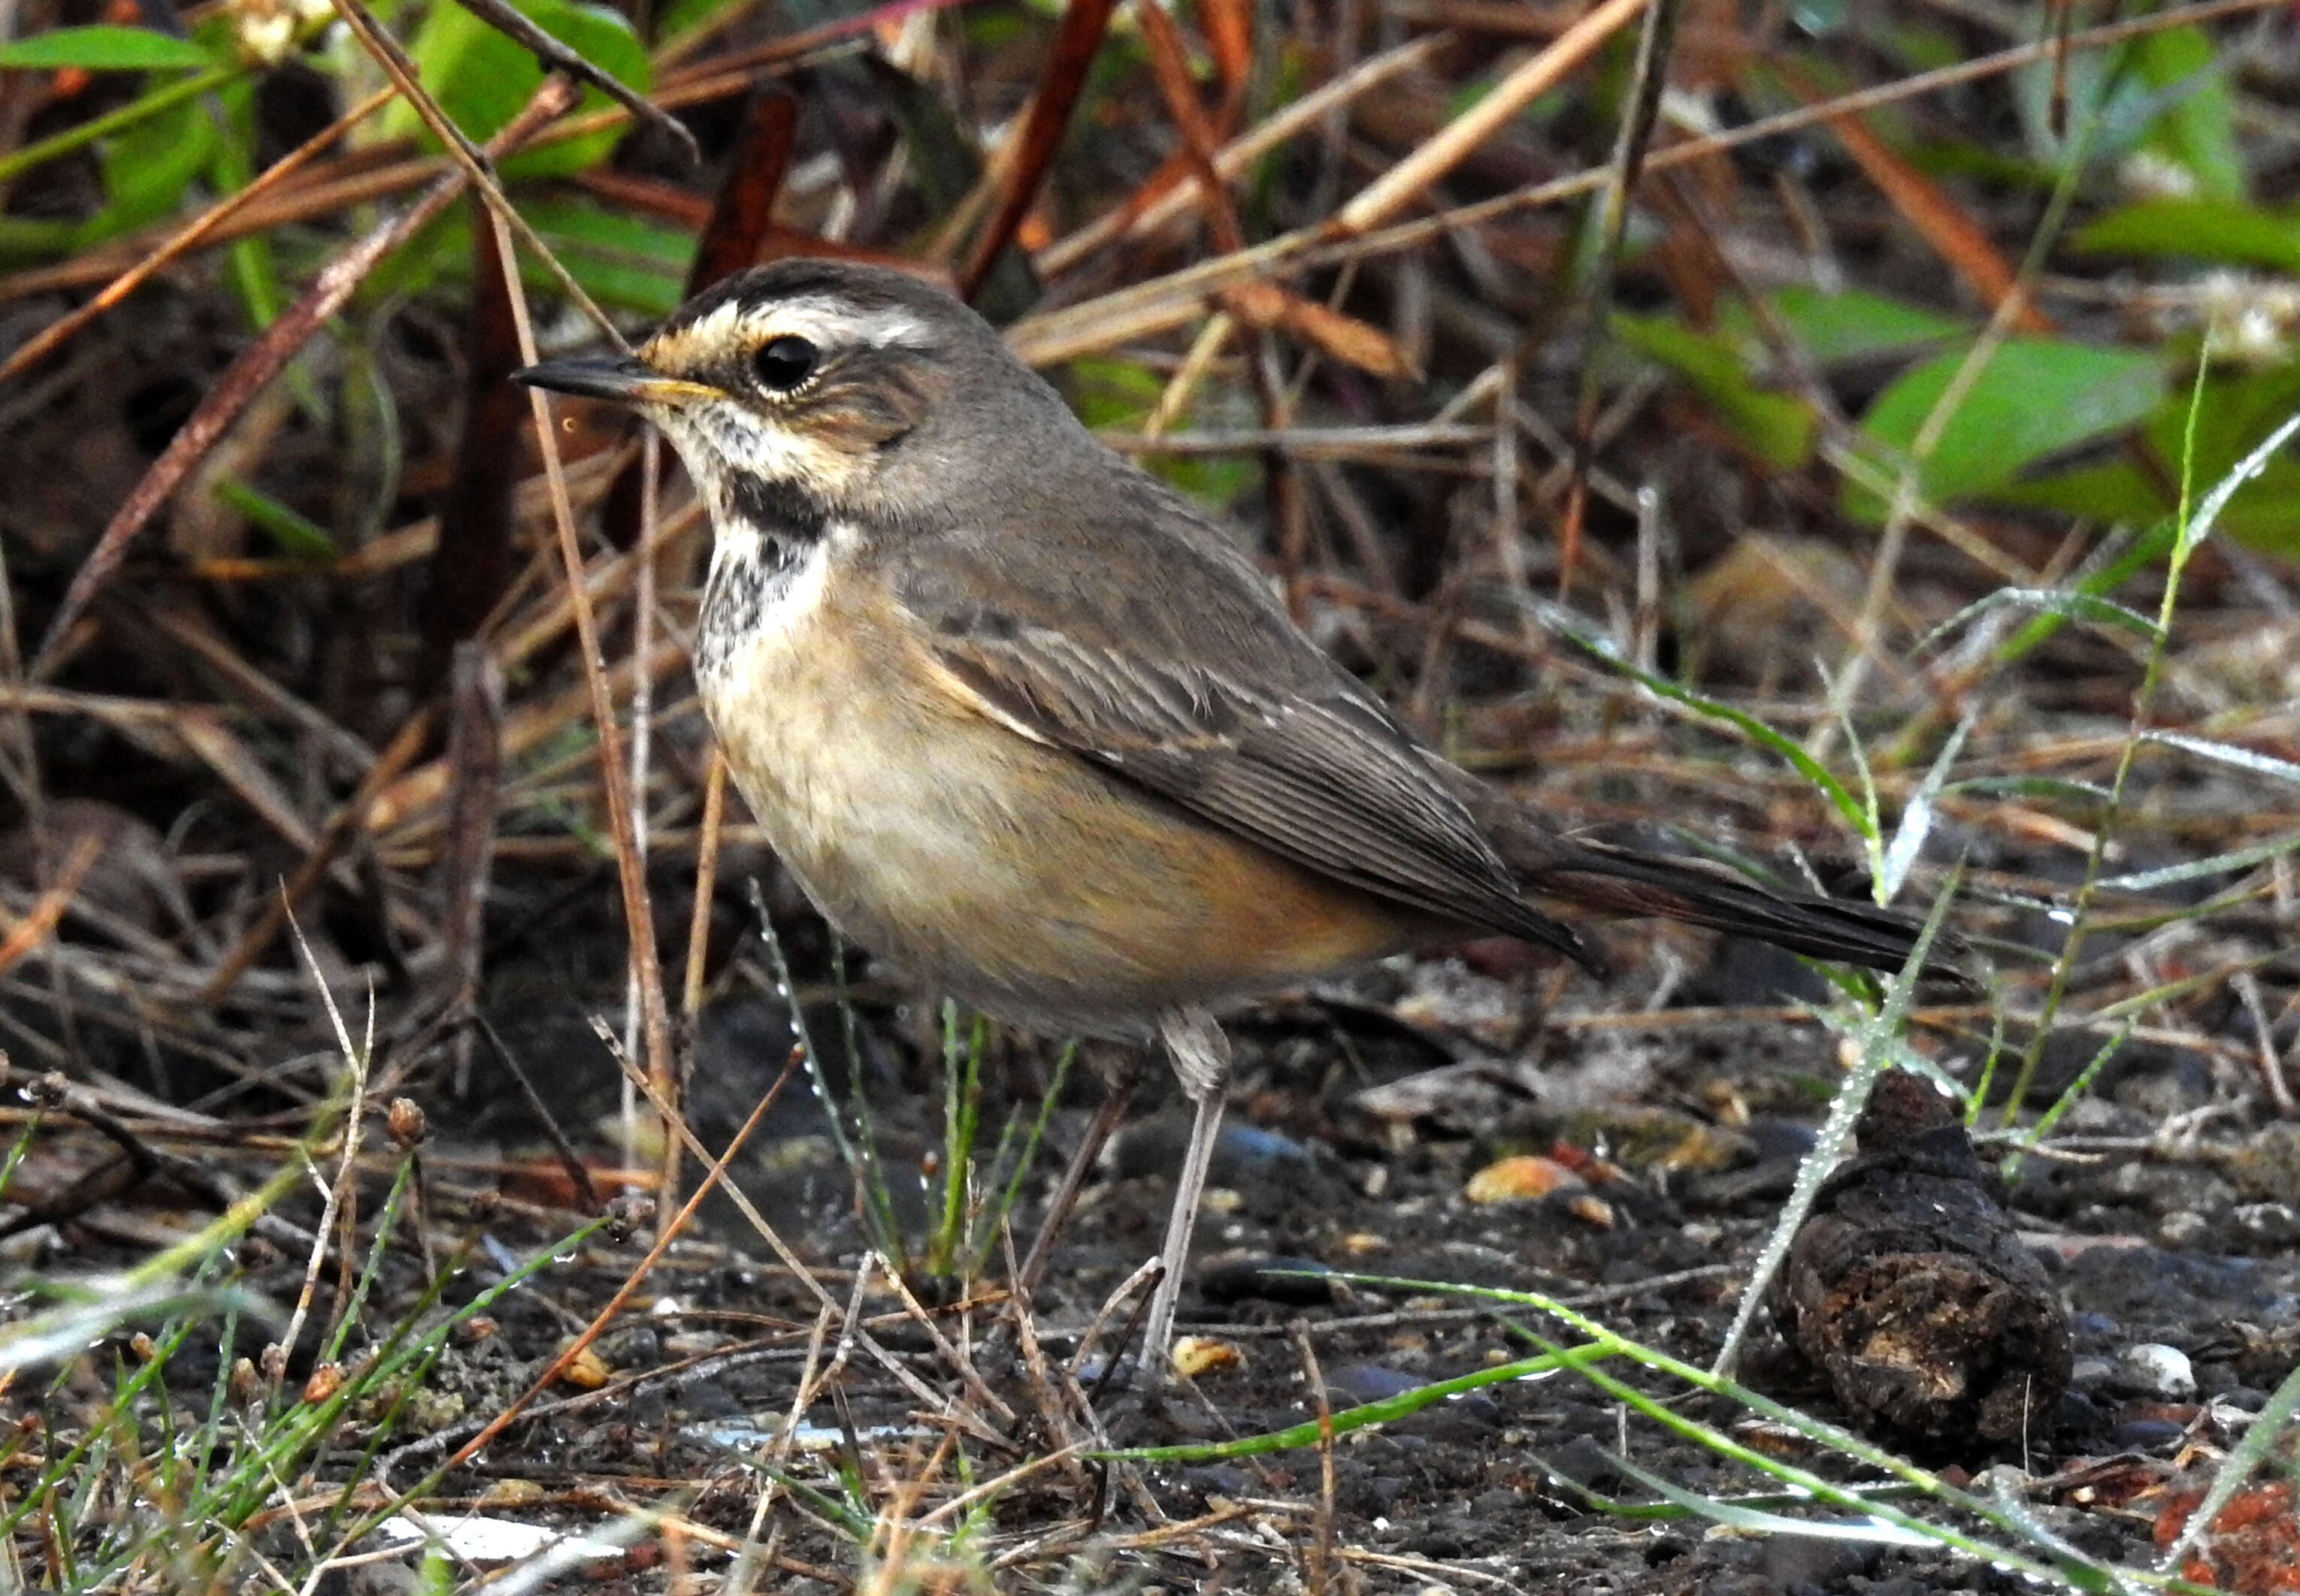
(47, 863), (2280, 1595)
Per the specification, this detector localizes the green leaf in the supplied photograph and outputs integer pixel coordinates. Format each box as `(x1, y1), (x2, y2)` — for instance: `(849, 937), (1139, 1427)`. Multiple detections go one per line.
(1913, 588), (2163, 656)
(525, 196), (694, 315)
(0, 24), (216, 70)
(0, 216), (81, 264)
(1612, 311), (1815, 470)
(1990, 521), (2176, 667)
(386, 0), (647, 179)
(1999, 361), (2300, 557)
(1987, 458), (2161, 528)
(209, 78), (287, 331)
(2075, 198), (2300, 274)
(2101, 830), (2300, 893)
(1942, 775), (2114, 806)
(0, 56), (235, 203)
(211, 479), (337, 558)
(92, 89), (219, 240)
(2144, 730), (2300, 791)
(2009, 24), (2228, 181)
(1875, 21), (1963, 75)
(1845, 338), (2165, 521)
(2131, 23), (2244, 200)
(2001, 453), (2300, 557)
(1753, 287), (1966, 367)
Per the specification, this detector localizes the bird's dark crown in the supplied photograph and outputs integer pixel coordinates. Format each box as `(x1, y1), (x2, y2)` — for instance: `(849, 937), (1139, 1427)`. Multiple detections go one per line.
(653, 258), (964, 346)
(635, 260), (985, 401)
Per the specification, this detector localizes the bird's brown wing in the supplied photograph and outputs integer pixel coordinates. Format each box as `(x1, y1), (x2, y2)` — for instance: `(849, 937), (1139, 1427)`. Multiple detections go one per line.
(889, 527), (1596, 966)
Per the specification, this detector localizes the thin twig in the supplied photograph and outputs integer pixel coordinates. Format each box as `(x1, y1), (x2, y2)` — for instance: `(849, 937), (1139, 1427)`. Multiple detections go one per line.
(494, 205), (679, 1187)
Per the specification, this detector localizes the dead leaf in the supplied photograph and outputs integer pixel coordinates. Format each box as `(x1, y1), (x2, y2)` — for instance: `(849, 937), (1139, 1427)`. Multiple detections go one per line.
(1217, 281), (1419, 379)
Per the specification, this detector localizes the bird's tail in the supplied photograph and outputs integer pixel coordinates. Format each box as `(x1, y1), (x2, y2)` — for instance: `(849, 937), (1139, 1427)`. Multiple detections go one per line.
(1451, 780), (1966, 983)
(1518, 836), (1960, 978)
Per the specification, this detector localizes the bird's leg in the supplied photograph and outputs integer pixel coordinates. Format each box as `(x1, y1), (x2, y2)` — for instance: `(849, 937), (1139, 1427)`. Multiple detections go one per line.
(1140, 1006), (1230, 1377)
(1016, 1041), (1145, 1300)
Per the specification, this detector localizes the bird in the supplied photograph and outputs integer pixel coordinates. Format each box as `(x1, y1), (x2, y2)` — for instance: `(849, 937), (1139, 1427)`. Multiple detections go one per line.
(513, 258), (1950, 1374)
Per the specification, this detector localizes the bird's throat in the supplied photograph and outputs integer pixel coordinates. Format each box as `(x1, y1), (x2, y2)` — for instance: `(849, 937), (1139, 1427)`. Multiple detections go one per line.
(695, 470), (834, 679)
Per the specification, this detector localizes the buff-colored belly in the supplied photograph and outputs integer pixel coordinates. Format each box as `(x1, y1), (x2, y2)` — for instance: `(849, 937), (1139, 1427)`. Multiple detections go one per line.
(699, 566), (1414, 1036)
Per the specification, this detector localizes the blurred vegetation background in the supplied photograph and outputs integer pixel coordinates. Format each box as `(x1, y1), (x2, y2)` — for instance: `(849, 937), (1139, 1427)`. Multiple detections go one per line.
(1, 0), (2298, 1585)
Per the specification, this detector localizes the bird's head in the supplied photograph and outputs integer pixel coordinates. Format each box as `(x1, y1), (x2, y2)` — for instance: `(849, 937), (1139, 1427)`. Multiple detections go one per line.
(513, 258), (1080, 527)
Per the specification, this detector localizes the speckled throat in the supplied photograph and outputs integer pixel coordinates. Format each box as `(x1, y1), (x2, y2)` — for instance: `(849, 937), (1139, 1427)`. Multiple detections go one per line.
(692, 470), (832, 681)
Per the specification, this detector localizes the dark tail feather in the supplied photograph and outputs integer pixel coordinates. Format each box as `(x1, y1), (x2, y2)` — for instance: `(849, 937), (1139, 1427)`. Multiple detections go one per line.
(1518, 837), (1966, 981)
(1436, 765), (1970, 984)
(1444, 778), (1963, 984)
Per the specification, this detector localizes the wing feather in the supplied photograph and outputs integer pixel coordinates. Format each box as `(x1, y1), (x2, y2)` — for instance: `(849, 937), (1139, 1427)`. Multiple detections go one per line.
(895, 534), (1593, 964)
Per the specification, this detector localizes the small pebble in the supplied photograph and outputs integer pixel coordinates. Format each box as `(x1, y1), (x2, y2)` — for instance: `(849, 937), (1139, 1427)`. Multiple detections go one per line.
(1463, 1154), (1581, 1204)
(2230, 1202), (2300, 1246)
(2194, 1359), (2242, 1395)
(1327, 1363), (1422, 1404)
(1215, 1122), (1320, 1175)
(2115, 1342), (2196, 1400)
(554, 1343), (613, 1389)
(2157, 1210), (2213, 1248)
(2207, 1398), (2261, 1433)
(1565, 1192), (1617, 1228)
(2068, 1357), (2114, 1389)
(477, 1477), (546, 1507)
(1170, 1335), (1245, 1378)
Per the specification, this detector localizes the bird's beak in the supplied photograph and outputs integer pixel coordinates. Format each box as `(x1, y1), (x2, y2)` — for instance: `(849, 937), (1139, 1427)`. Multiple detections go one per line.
(510, 355), (719, 407)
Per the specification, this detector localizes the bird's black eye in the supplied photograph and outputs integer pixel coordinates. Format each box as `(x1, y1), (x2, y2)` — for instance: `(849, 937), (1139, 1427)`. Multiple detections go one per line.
(752, 334), (818, 392)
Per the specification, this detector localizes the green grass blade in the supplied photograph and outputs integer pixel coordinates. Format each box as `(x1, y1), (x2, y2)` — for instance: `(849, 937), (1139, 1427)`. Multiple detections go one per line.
(1097, 1344), (1592, 1462)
